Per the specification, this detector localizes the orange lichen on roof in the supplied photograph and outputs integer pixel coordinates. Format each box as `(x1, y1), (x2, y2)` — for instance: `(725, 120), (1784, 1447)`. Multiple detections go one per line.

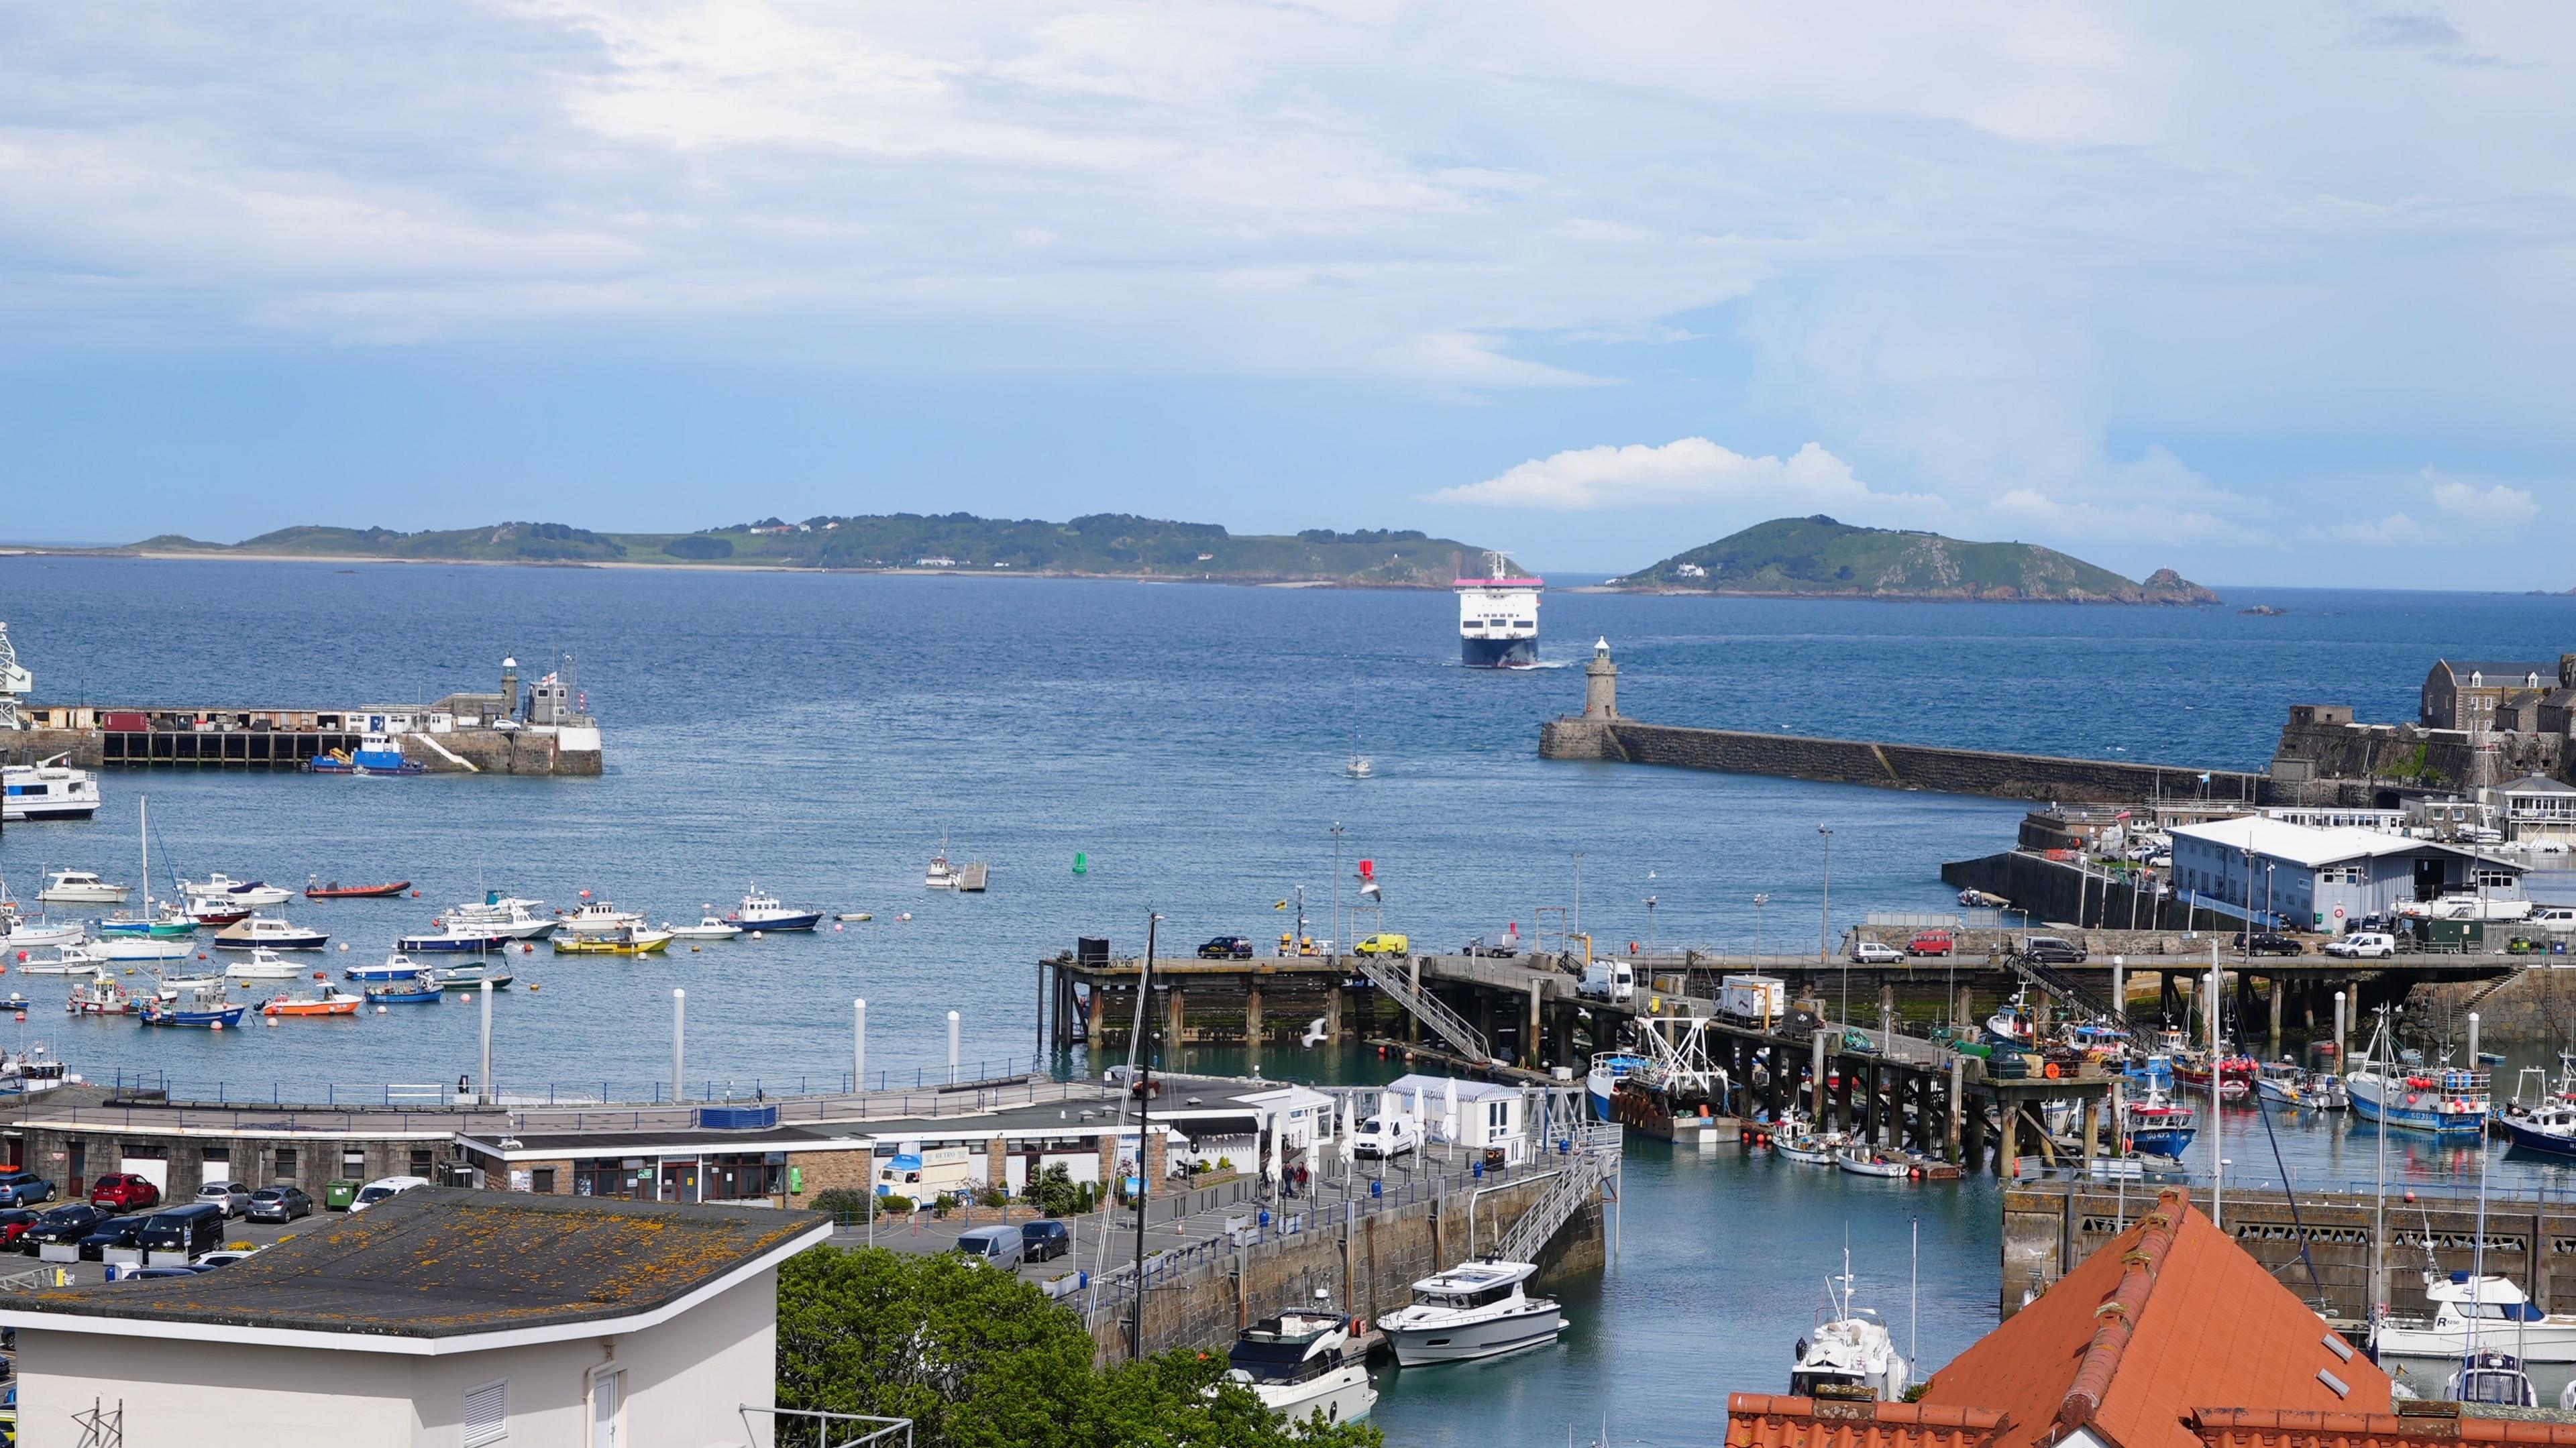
(1727, 1393), (2009, 1448)
(1919, 1189), (2389, 1448)
(2194, 1408), (2576, 1448)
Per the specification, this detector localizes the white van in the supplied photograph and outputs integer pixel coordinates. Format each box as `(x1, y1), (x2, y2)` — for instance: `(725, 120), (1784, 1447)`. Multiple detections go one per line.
(953, 1225), (1024, 1269)
(348, 1175), (432, 1213)
(1350, 1115), (1423, 1160)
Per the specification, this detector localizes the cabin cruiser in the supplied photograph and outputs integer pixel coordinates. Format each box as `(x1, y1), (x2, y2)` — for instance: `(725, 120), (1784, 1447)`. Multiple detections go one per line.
(667, 915), (742, 941)
(346, 953), (427, 983)
(1, 757), (101, 822)
(0, 904), (87, 950)
(2375, 1272), (2576, 1396)
(177, 874), (292, 908)
(213, 915), (329, 951)
(13, 945), (105, 975)
(1789, 1258), (1912, 1401)
(222, 947), (305, 981)
(1378, 1258), (1563, 1366)
(559, 900), (646, 937)
(1222, 1308), (1377, 1427)
(447, 895), (557, 940)
(729, 886), (820, 932)
(2498, 1064), (2576, 1157)
(37, 871), (129, 905)
(183, 894), (254, 927)
(396, 923), (514, 954)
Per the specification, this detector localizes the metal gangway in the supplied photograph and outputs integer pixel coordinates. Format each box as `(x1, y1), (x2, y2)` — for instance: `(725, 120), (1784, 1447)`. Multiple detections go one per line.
(1347, 952), (1491, 1062)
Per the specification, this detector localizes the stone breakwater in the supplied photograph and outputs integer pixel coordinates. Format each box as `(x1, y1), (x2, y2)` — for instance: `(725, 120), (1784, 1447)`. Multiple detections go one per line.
(1540, 718), (2262, 806)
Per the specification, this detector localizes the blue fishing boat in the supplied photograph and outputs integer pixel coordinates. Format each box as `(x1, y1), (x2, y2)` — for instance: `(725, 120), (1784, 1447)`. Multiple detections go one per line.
(1584, 1051), (1652, 1122)
(727, 886), (822, 933)
(2497, 1102), (2576, 1158)
(397, 926), (514, 954)
(364, 981), (443, 1005)
(138, 998), (247, 1029)
(345, 953), (426, 983)
(2122, 1089), (2197, 1158)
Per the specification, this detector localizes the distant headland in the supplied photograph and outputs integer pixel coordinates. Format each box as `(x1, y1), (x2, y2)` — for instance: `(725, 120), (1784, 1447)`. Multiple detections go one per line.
(1609, 515), (2218, 605)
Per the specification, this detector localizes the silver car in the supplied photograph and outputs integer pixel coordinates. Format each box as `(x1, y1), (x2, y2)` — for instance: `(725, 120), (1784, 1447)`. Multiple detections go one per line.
(196, 1180), (252, 1218)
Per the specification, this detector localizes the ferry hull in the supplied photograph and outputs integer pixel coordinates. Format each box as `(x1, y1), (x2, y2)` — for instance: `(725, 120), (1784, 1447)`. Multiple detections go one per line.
(1461, 636), (1538, 669)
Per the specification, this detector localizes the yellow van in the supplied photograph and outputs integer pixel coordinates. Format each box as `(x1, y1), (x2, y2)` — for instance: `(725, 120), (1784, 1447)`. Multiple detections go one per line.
(1353, 934), (1410, 957)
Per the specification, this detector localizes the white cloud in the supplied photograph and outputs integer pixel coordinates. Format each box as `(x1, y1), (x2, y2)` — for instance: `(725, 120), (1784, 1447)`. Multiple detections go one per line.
(2307, 512), (2424, 548)
(2298, 469), (2543, 547)
(2428, 473), (2539, 521)
(1984, 489), (2248, 545)
(1423, 438), (1935, 512)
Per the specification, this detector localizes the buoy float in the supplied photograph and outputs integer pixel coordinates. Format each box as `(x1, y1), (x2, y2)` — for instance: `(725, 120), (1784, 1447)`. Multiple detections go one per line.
(522, 944), (533, 954)
(265, 1017), (278, 1029)
(209, 1020), (223, 1031)
(410, 889), (421, 897)
(376, 1005), (388, 1015)
(339, 942), (350, 952)
(751, 930), (763, 940)
(529, 983), (540, 993)
(691, 946), (700, 954)
(833, 924), (843, 932)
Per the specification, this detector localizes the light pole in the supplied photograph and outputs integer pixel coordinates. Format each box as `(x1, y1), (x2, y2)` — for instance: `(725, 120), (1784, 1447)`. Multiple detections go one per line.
(1330, 822), (1344, 956)
(1817, 827), (1835, 964)
(1644, 895), (1658, 957)
(1574, 850), (1586, 938)
(1754, 893), (1769, 956)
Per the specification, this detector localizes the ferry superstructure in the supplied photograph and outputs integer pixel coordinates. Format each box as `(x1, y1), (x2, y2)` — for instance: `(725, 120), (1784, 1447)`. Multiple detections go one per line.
(2, 756), (101, 822)
(1456, 551), (1542, 669)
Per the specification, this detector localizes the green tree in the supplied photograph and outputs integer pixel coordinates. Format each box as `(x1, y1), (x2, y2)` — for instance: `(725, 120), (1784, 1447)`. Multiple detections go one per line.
(777, 1246), (1381, 1448)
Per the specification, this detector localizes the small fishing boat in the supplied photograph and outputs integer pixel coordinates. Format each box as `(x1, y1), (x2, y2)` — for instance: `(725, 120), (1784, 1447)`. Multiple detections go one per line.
(13, 945), (105, 975)
(835, 912), (873, 923)
(345, 953), (427, 983)
(263, 987), (365, 1017)
(1956, 888), (2008, 909)
(91, 935), (195, 964)
(66, 975), (133, 1015)
(2448, 1351), (2538, 1406)
(396, 924), (514, 954)
(553, 927), (673, 956)
(222, 947), (304, 981)
(1344, 727), (1374, 781)
(176, 874), (292, 907)
(728, 885), (821, 932)
(2347, 1017), (2489, 1137)
(214, 915), (328, 951)
(428, 963), (514, 991)
(2253, 1060), (2310, 1107)
(925, 849), (959, 890)
(1835, 1145), (1912, 1179)
(305, 877), (412, 899)
(1585, 1050), (1651, 1123)
(37, 870), (129, 905)
(2123, 1088), (2198, 1158)
(1774, 1133), (1843, 1166)
(2173, 1052), (2256, 1101)
(667, 915), (741, 941)
(1377, 1258), (1564, 1367)
(138, 985), (246, 1029)
(559, 900), (646, 937)
(308, 732), (427, 775)
(364, 981), (444, 1005)
(449, 895), (557, 940)
(1789, 1251), (1911, 1399)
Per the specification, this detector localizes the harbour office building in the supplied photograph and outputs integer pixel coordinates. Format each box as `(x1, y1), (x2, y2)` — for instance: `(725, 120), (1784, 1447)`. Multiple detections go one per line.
(2167, 816), (2523, 930)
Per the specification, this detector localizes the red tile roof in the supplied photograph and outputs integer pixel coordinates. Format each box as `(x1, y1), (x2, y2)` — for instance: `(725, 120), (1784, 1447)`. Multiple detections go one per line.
(2194, 1408), (2576, 1448)
(1727, 1393), (2010, 1448)
(1919, 1188), (2389, 1448)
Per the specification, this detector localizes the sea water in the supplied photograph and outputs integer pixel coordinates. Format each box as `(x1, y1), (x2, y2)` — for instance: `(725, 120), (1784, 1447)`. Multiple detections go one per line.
(5, 557), (2575, 1441)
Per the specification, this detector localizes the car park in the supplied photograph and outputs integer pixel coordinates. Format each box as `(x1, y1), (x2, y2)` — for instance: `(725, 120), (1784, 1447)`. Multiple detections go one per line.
(1020, 1219), (1071, 1262)
(2231, 932), (2304, 957)
(1905, 931), (1954, 957)
(0, 1171), (56, 1209)
(2021, 936), (2088, 964)
(1197, 936), (1254, 960)
(1851, 941), (1904, 965)
(195, 1181), (254, 1218)
(88, 1174), (160, 1212)
(953, 1225), (1025, 1269)
(2326, 932), (2398, 960)
(19, 1203), (102, 1252)
(349, 1175), (432, 1213)
(1353, 934), (1410, 957)
(246, 1186), (314, 1223)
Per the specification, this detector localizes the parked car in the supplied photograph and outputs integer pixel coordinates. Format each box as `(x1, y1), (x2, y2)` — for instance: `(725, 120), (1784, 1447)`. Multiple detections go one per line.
(88, 1174), (160, 1213)
(1020, 1219), (1072, 1262)
(0, 1172), (56, 1209)
(19, 1203), (102, 1251)
(952, 1225), (1025, 1270)
(1905, 931), (1954, 957)
(1350, 1114), (1424, 1159)
(139, 1203), (226, 1260)
(195, 1181), (253, 1219)
(0, 1209), (42, 1250)
(76, 1216), (150, 1262)
(246, 1186), (314, 1223)
(2021, 936), (2088, 964)
(1352, 934), (1410, 958)
(2326, 932), (2399, 960)
(1197, 935), (1254, 960)
(117, 1264), (207, 1280)
(197, 1247), (264, 1269)
(1462, 936), (1519, 958)
(1851, 941), (1904, 965)
(2231, 932), (2304, 957)
(348, 1176), (432, 1213)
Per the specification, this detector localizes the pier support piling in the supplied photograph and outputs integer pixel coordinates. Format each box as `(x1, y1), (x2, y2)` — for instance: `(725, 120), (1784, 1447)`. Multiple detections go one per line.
(1946, 1060), (1964, 1164)
(1810, 1032), (1828, 1125)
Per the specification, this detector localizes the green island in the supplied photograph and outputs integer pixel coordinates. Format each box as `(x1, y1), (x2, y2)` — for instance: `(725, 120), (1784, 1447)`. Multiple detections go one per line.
(127, 514), (1502, 588)
(1611, 514), (2218, 604)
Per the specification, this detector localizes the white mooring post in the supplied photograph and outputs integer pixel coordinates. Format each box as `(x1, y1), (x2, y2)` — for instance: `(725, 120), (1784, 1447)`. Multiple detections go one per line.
(673, 988), (687, 1104)
(949, 1009), (962, 1084)
(855, 997), (868, 1097)
(478, 981), (494, 1105)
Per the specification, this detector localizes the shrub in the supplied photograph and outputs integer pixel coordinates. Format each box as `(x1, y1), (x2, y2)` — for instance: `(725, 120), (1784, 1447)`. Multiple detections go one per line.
(810, 1187), (874, 1221)
(662, 534), (735, 560)
(878, 1194), (914, 1216)
(978, 1185), (1010, 1209)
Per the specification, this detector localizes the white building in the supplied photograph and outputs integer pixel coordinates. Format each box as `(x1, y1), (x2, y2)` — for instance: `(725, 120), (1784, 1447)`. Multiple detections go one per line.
(1379, 1074), (1533, 1164)
(0, 1188), (828, 1448)
(2169, 815), (2522, 931)
(2490, 775), (2576, 842)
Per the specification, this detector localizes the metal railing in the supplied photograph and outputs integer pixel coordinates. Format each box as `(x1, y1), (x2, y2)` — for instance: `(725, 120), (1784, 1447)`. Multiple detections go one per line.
(1347, 952), (1489, 1061)
(743, 1407), (911, 1448)
(1499, 1123), (1621, 1264)
(85, 1057), (1051, 1112)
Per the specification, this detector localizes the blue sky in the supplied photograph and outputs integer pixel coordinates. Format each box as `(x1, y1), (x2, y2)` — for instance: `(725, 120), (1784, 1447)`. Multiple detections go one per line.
(4, 3), (2573, 583)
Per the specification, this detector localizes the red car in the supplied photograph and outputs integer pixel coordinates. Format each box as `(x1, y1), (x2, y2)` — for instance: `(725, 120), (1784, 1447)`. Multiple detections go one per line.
(1906, 930), (1955, 957)
(0, 1208), (40, 1249)
(89, 1173), (161, 1211)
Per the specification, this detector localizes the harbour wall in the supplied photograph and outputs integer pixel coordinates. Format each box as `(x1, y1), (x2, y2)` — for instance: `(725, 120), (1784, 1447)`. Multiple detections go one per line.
(2403, 966), (2576, 1048)
(6, 722), (600, 776)
(1540, 719), (2263, 806)
(1085, 1171), (1600, 1364)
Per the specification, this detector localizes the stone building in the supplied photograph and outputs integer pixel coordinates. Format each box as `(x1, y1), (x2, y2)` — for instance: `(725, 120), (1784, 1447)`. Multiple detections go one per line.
(2421, 655), (2576, 731)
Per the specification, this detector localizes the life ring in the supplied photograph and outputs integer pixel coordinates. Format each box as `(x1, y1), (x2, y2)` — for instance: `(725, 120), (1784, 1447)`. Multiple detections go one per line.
(2043, 1062), (2061, 1079)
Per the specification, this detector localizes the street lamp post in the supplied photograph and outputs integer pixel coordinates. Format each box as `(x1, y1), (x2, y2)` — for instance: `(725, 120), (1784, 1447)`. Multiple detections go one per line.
(1754, 893), (1769, 957)
(1818, 827), (1835, 964)
(1645, 895), (1658, 957)
(1331, 822), (1344, 957)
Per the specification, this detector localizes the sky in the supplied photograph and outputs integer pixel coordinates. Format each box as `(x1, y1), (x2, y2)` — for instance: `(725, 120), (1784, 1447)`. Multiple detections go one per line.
(3, 3), (2574, 583)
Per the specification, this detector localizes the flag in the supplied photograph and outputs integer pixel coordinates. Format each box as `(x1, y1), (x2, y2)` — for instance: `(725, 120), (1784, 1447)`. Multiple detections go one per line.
(2114, 810), (2131, 821)
(1275, 901), (1288, 910)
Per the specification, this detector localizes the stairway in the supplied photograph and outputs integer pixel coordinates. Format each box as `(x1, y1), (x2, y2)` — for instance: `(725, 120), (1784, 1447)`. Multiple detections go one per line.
(2002, 952), (2127, 1025)
(1499, 1123), (1622, 1264)
(1347, 952), (1491, 1062)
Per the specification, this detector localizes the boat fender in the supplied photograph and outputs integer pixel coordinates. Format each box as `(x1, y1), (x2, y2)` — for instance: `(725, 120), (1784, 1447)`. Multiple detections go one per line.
(1909, 1166), (1923, 1181)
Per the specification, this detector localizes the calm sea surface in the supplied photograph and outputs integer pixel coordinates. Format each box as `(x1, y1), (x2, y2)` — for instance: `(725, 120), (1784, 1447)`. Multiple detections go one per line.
(4, 558), (2573, 1443)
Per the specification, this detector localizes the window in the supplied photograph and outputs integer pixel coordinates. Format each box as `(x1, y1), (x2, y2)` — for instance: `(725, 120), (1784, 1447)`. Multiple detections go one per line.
(531, 1168), (556, 1195)
(409, 1147), (436, 1176)
(704, 1154), (783, 1201)
(464, 1378), (509, 1448)
(341, 1149), (368, 1175)
(2477, 869), (2516, 890)
(274, 1148), (298, 1184)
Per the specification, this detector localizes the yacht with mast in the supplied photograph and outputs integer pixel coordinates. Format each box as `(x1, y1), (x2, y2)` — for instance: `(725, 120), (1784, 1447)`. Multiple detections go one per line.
(1455, 551), (1542, 669)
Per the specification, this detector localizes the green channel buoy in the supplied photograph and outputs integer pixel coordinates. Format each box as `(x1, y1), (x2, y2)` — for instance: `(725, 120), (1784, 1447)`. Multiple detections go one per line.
(1073, 852), (1089, 876)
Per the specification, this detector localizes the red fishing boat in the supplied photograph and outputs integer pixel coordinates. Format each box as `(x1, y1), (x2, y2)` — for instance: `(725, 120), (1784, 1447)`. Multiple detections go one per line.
(303, 878), (413, 900)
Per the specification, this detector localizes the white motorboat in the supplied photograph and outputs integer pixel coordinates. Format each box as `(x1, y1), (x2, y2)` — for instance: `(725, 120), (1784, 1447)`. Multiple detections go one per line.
(222, 947), (305, 981)
(559, 900), (646, 937)
(176, 874), (293, 908)
(0, 906), (86, 950)
(2375, 1271), (2576, 1400)
(448, 895), (558, 940)
(667, 915), (742, 941)
(346, 953), (427, 983)
(92, 934), (195, 964)
(1835, 1145), (1912, 1179)
(213, 915), (329, 951)
(1789, 1254), (1912, 1400)
(427, 962), (514, 991)
(729, 885), (821, 932)
(1377, 1258), (1564, 1367)
(2, 757), (102, 822)
(38, 871), (129, 905)
(925, 849), (959, 889)
(1222, 1308), (1376, 1427)
(1775, 1132), (1843, 1166)
(13, 945), (105, 974)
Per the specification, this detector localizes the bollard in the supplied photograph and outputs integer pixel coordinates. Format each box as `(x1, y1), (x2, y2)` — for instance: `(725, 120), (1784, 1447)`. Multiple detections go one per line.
(2469, 1011), (2481, 1071)
(855, 999), (867, 1097)
(949, 1010), (961, 1085)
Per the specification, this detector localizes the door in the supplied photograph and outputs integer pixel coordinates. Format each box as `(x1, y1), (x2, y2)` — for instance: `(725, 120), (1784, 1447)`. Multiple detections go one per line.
(590, 1370), (623, 1448)
(2415, 857), (2445, 902)
(119, 1158), (168, 1193)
